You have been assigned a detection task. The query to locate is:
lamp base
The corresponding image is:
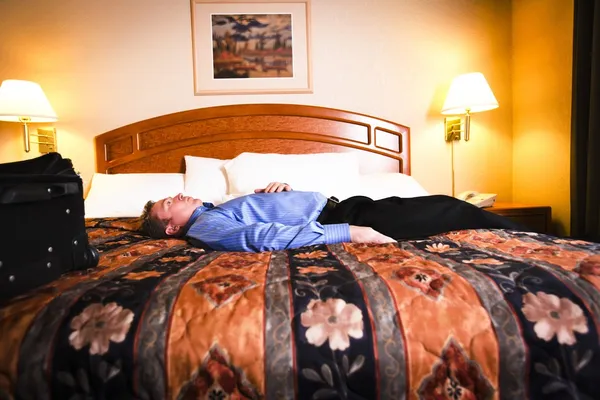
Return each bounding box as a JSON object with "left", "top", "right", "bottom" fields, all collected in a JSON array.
[
  {"left": 35, "top": 127, "right": 57, "bottom": 153},
  {"left": 444, "top": 117, "right": 462, "bottom": 141}
]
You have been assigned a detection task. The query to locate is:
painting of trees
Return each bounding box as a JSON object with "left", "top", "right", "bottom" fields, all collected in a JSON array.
[{"left": 211, "top": 14, "right": 293, "bottom": 79}]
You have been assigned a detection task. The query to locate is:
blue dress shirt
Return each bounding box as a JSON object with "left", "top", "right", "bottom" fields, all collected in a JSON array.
[{"left": 185, "top": 191, "right": 351, "bottom": 252}]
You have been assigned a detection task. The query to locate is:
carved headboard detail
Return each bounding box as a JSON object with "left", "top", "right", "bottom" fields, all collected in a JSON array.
[{"left": 95, "top": 104, "right": 410, "bottom": 175}]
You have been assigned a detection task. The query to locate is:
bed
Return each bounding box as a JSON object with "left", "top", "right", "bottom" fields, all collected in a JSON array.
[{"left": 1, "top": 104, "right": 599, "bottom": 400}]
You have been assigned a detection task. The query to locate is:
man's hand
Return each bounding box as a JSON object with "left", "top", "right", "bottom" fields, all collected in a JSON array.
[
  {"left": 254, "top": 182, "right": 292, "bottom": 193},
  {"left": 349, "top": 226, "right": 396, "bottom": 244}
]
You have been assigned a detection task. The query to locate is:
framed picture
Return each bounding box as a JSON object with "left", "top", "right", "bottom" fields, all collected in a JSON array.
[{"left": 190, "top": 0, "right": 312, "bottom": 95}]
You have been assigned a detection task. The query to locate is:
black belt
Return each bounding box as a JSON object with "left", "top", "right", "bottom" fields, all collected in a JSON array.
[{"left": 317, "top": 197, "right": 339, "bottom": 224}]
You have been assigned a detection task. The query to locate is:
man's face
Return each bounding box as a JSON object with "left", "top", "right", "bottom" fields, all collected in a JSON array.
[{"left": 152, "top": 193, "right": 203, "bottom": 236}]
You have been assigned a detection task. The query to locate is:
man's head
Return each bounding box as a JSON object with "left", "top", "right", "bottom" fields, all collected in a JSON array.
[{"left": 140, "top": 193, "right": 203, "bottom": 238}]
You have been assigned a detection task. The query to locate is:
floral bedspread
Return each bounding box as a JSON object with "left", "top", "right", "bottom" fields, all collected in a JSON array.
[{"left": 1, "top": 218, "right": 600, "bottom": 400}]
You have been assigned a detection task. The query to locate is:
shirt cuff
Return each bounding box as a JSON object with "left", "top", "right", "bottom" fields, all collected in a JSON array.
[{"left": 323, "top": 223, "right": 351, "bottom": 244}]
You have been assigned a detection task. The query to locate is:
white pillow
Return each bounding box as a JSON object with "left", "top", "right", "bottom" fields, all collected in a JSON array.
[
  {"left": 183, "top": 155, "right": 230, "bottom": 204},
  {"left": 223, "top": 152, "right": 360, "bottom": 199},
  {"left": 355, "top": 172, "right": 430, "bottom": 199},
  {"left": 84, "top": 173, "right": 184, "bottom": 218}
]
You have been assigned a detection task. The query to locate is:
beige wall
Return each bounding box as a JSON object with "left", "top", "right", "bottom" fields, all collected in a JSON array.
[
  {"left": 512, "top": 0, "right": 573, "bottom": 236},
  {"left": 0, "top": 0, "right": 513, "bottom": 199}
]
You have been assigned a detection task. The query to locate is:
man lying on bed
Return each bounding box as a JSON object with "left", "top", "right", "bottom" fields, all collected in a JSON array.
[{"left": 139, "top": 181, "right": 522, "bottom": 252}]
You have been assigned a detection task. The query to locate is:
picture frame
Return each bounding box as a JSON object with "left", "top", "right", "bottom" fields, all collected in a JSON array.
[{"left": 190, "top": 0, "right": 313, "bottom": 95}]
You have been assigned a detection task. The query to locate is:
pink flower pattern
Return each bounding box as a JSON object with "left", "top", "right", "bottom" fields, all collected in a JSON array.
[
  {"left": 69, "top": 303, "right": 134, "bottom": 355},
  {"left": 300, "top": 298, "right": 364, "bottom": 351},
  {"left": 522, "top": 291, "right": 589, "bottom": 345}
]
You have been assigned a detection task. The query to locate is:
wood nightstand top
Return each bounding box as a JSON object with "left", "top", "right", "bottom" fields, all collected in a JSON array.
[
  {"left": 485, "top": 202, "right": 552, "bottom": 234},
  {"left": 487, "top": 202, "right": 551, "bottom": 212}
]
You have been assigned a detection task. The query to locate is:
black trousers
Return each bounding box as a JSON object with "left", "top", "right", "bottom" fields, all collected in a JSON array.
[{"left": 318, "top": 195, "right": 524, "bottom": 240}]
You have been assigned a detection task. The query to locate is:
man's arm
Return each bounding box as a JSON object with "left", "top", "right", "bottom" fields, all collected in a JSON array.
[
  {"left": 188, "top": 216, "right": 350, "bottom": 252},
  {"left": 189, "top": 218, "right": 395, "bottom": 252}
]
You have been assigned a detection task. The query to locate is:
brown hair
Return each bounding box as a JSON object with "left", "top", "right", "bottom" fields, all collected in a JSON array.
[{"left": 139, "top": 200, "right": 170, "bottom": 239}]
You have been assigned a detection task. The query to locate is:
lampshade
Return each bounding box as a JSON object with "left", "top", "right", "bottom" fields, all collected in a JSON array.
[
  {"left": 0, "top": 79, "right": 58, "bottom": 123},
  {"left": 441, "top": 72, "right": 499, "bottom": 115}
]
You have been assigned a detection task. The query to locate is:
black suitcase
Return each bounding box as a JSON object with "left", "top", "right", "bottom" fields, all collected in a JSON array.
[{"left": 0, "top": 153, "right": 99, "bottom": 302}]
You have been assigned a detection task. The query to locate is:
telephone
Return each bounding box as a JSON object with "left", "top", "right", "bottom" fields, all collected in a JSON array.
[{"left": 456, "top": 191, "right": 497, "bottom": 208}]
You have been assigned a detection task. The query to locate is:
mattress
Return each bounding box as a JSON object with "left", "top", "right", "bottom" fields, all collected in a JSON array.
[{"left": 1, "top": 218, "right": 599, "bottom": 399}]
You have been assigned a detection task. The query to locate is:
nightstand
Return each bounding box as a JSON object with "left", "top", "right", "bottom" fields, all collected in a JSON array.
[{"left": 486, "top": 203, "right": 552, "bottom": 234}]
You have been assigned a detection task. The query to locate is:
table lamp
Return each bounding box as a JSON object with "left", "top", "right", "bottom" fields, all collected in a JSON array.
[
  {"left": 0, "top": 79, "right": 58, "bottom": 152},
  {"left": 441, "top": 72, "right": 499, "bottom": 141}
]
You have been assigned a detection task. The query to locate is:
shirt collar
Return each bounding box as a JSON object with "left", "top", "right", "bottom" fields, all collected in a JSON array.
[{"left": 183, "top": 202, "right": 214, "bottom": 233}]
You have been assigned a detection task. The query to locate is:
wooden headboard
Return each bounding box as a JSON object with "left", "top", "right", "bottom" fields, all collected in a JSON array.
[{"left": 94, "top": 104, "right": 410, "bottom": 175}]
